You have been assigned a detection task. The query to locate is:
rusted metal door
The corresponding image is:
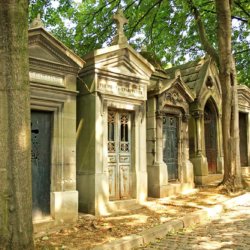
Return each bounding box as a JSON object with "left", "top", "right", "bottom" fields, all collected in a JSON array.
[
  {"left": 108, "top": 110, "right": 131, "bottom": 200},
  {"left": 163, "top": 115, "right": 178, "bottom": 181},
  {"left": 31, "top": 111, "right": 52, "bottom": 219},
  {"left": 239, "top": 112, "right": 248, "bottom": 166},
  {"left": 204, "top": 105, "right": 218, "bottom": 174}
]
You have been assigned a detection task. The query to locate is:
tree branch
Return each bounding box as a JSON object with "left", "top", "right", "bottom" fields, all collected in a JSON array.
[
  {"left": 129, "top": 0, "right": 163, "bottom": 38},
  {"left": 202, "top": 9, "right": 248, "bottom": 23},
  {"left": 235, "top": 1, "right": 250, "bottom": 18},
  {"left": 186, "top": 0, "right": 219, "bottom": 65}
]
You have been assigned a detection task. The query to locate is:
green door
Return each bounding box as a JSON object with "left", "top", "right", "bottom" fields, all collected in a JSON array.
[
  {"left": 163, "top": 115, "right": 178, "bottom": 181},
  {"left": 31, "top": 111, "right": 52, "bottom": 219}
]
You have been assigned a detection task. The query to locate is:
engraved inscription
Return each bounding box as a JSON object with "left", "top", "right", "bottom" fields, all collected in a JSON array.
[
  {"left": 29, "top": 71, "right": 64, "bottom": 86},
  {"left": 98, "top": 80, "right": 146, "bottom": 99}
]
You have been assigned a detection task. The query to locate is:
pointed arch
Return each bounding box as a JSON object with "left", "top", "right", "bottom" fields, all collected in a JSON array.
[{"left": 204, "top": 97, "right": 218, "bottom": 174}]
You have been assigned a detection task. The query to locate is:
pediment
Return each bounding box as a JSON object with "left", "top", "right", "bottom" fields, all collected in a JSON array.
[
  {"left": 197, "top": 60, "right": 221, "bottom": 98},
  {"left": 238, "top": 85, "right": 250, "bottom": 109},
  {"left": 82, "top": 44, "right": 155, "bottom": 80},
  {"left": 29, "top": 44, "right": 64, "bottom": 64},
  {"left": 28, "top": 27, "right": 84, "bottom": 68},
  {"left": 156, "top": 78, "right": 195, "bottom": 113}
]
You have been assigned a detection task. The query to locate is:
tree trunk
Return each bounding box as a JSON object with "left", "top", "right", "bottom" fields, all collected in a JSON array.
[
  {"left": 0, "top": 1, "right": 34, "bottom": 249},
  {"left": 215, "top": 0, "right": 242, "bottom": 191}
]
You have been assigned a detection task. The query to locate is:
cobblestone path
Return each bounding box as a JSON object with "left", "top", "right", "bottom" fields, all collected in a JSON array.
[{"left": 137, "top": 194, "right": 250, "bottom": 250}]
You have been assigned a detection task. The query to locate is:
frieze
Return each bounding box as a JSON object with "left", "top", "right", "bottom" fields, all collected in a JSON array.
[
  {"left": 98, "top": 79, "right": 146, "bottom": 100},
  {"left": 29, "top": 71, "right": 64, "bottom": 86}
]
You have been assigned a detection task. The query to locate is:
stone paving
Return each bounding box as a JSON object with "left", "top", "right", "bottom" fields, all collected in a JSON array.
[{"left": 136, "top": 193, "right": 250, "bottom": 250}]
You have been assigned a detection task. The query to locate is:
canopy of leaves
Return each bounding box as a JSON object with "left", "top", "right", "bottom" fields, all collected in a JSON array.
[{"left": 29, "top": 0, "right": 250, "bottom": 85}]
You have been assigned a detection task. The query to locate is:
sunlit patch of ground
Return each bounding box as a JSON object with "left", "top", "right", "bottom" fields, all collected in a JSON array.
[{"left": 35, "top": 187, "right": 237, "bottom": 249}]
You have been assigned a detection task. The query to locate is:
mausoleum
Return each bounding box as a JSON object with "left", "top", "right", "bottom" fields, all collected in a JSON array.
[
  {"left": 76, "top": 10, "right": 154, "bottom": 215},
  {"left": 166, "top": 57, "right": 224, "bottom": 185},
  {"left": 238, "top": 85, "right": 250, "bottom": 184},
  {"left": 146, "top": 66, "right": 195, "bottom": 197},
  {"left": 28, "top": 16, "right": 84, "bottom": 229}
]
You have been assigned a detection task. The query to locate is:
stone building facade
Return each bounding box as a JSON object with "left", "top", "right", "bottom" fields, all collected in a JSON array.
[
  {"left": 238, "top": 85, "right": 250, "bottom": 183},
  {"left": 26, "top": 11, "right": 250, "bottom": 230},
  {"left": 76, "top": 11, "right": 154, "bottom": 215},
  {"left": 28, "top": 18, "right": 84, "bottom": 230},
  {"left": 146, "top": 68, "right": 195, "bottom": 197},
  {"left": 165, "top": 57, "right": 224, "bottom": 185}
]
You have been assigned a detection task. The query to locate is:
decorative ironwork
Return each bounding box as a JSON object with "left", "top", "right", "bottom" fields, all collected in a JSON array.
[
  {"left": 120, "top": 142, "right": 129, "bottom": 152},
  {"left": 108, "top": 142, "right": 116, "bottom": 153}
]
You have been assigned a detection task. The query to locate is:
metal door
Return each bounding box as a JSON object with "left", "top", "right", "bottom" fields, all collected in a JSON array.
[
  {"left": 239, "top": 112, "right": 248, "bottom": 166},
  {"left": 108, "top": 110, "right": 131, "bottom": 200},
  {"left": 31, "top": 111, "right": 52, "bottom": 219},
  {"left": 163, "top": 115, "right": 178, "bottom": 181},
  {"left": 204, "top": 106, "right": 218, "bottom": 174}
]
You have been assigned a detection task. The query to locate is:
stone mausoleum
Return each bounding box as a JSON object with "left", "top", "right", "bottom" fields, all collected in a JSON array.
[
  {"left": 165, "top": 57, "right": 224, "bottom": 185},
  {"left": 146, "top": 64, "right": 195, "bottom": 197},
  {"left": 76, "top": 10, "right": 154, "bottom": 215},
  {"left": 238, "top": 85, "right": 250, "bottom": 184},
  {"left": 28, "top": 16, "right": 84, "bottom": 230},
  {"left": 26, "top": 11, "right": 250, "bottom": 229}
]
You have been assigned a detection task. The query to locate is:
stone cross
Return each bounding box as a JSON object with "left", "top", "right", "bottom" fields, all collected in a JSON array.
[{"left": 111, "top": 9, "right": 128, "bottom": 45}]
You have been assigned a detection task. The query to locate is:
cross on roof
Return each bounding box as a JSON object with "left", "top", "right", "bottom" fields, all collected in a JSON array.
[{"left": 113, "top": 9, "right": 128, "bottom": 37}]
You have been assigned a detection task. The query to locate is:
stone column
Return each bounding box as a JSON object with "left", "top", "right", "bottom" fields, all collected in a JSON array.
[
  {"left": 217, "top": 113, "right": 224, "bottom": 173},
  {"left": 155, "top": 111, "right": 163, "bottom": 164},
  {"left": 190, "top": 110, "right": 208, "bottom": 182},
  {"left": 193, "top": 110, "right": 203, "bottom": 156}
]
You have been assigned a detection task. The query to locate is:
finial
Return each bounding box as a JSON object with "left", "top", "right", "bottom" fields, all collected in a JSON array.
[
  {"left": 111, "top": 9, "right": 128, "bottom": 45},
  {"left": 30, "top": 14, "right": 44, "bottom": 29}
]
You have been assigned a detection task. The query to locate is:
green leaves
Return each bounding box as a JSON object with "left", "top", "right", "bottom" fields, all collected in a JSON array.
[{"left": 29, "top": 0, "right": 250, "bottom": 83}]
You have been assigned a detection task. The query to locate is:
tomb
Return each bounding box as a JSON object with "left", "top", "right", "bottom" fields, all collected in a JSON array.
[
  {"left": 76, "top": 10, "right": 154, "bottom": 215},
  {"left": 166, "top": 57, "right": 224, "bottom": 185},
  {"left": 146, "top": 65, "right": 195, "bottom": 197},
  {"left": 28, "top": 16, "right": 84, "bottom": 229},
  {"left": 238, "top": 85, "right": 250, "bottom": 182}
]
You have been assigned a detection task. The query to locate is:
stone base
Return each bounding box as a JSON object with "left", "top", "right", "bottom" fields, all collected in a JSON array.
[
  {"left": 78, "top": 171, "right": 147, "bottom": 216},
  {"left": 242, "top": 166, "right": 250, "bottom": 188},
  {"left": 241, "top": 166, "right": 250, "bottom": 176},
  {"left": 33, "top": 191, "right": 78, "bottom": 232},
  {"left": 191, "top": 155, "right": 208, "bottom": 176},
  {"left": 194, "top": 174, "right": 223, "bottom": 186},
  {"left": 149, "top": 182, "right": 195, "bottom": 198},
  {"left": 51, "top": 191, "right": 78, "bottom": 222}
]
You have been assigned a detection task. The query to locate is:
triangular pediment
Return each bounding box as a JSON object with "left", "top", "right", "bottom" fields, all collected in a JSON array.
[
  {"left": 29, "top": 44, "right": 64, "bottom": 64},
  {"left": 153, "top": 76, "right": 195, "bottom": 104},
  {"left": 28, "top": 27, "right": 84, "bottom": 68},
  {"left": 238, "top": 85, "right": 250, "bottom": 109},
  {"left": 82, "top": 44, "right": 155, "bottom": 80}
]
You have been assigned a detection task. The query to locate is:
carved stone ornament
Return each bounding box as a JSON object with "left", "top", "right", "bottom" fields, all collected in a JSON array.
[
  {"left": 182, "top": 113, "right": 190, "bottom": 123},
  {"left": 30, "top": 14, "right": 44, "bottom": 29},
  {"left": 192, "top": 110, "right": 203, "bottom": 119},
  {"left": 163, "top": 90, "right": 184, "bottom": 105}
]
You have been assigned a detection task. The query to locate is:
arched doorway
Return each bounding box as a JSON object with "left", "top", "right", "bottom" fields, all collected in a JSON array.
[{"left": 204, "top": 99, "right": 218, "bottom": 174}]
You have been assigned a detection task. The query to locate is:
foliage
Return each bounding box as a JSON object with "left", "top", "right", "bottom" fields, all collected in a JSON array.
[{"left": 29, "top": 0, "right": 250, "bottom": 85}]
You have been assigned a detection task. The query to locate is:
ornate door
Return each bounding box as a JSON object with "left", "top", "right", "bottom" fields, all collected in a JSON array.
[
  {"left": 31, "top": 111, "right": 52, "bottom": 219},
  {"left": 108, "top": 110, "right": 131, "bottom": 200},
  {"left": 163, "top": 115, "right": 179, "bottom": 181},
  {"left": 204, "top": 105, "right": 218, "bottom": 174}
]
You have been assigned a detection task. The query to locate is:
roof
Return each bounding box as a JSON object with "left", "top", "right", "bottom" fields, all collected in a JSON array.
[{"left": 165, "top": 56, "right": 212, "bottom": 94}]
